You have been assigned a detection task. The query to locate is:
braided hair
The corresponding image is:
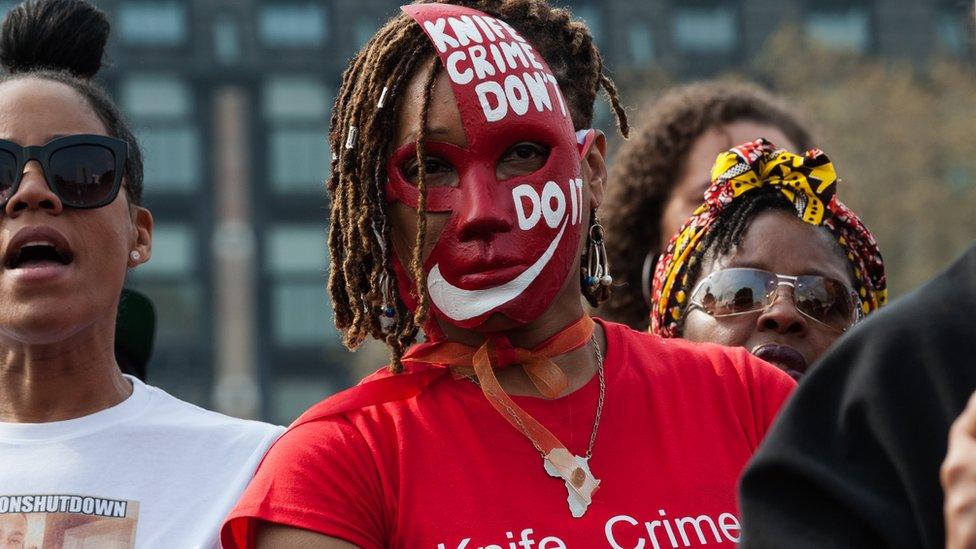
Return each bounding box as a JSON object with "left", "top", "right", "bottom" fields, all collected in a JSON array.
[{"left": 327, "top": 0, "right": 628, "bottom": 372}]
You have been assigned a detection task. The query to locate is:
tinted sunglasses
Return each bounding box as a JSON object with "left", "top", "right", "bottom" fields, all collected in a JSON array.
[
  {"left": 688, "top": 267, "right": 863, "bottom": 333},
  {"left": 0, "top": 134, "right": 127, "bottom": 210}
]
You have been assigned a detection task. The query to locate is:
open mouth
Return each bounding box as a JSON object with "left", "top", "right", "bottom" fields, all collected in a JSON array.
[
  {"left": 751, "top": 343, "right": 809, "bottom": 380},
  {"left": 3, "top": 228, "right": 75, "bottom": 271},
  {"left": 6, "top": 243, "right": 73, "bottom": 269}
]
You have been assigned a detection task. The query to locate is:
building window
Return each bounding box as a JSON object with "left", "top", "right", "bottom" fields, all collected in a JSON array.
[
  {"left": 569, "top": 3, "right": 603, "bottom": 44},
  {"left": 272, "top": 283, "right": 334, "bottom": 346},
  {"left": 130, "top": 224, "right": 203, "bottom": 345},
  {"left": 121, "top": 76, "right": 192, "bottom": 118},
  {"left": 937, "top": 7, "right": 972, "bottom": 57},
  {"left": 140, "top": 224, "right": 195, "bottom": 276},
  {"left": 120, "top": 75, "right": 200, "bottom": 193},
  {"left": 672, "top": 7, "right": 737, "bottom": 54},
  {"left": 214, "top": 16, "right": 242, "bottom": 64},
  {"left": 627, "top": 22, "right": 655, "bottom": 65},
  {"left": 139, "top": 128, "right": 202, "bottom": 191},
  {"left": 263, "top": 76, "right": 331, "bottom": 193},
  {"left": 270, "top": 376, "right": 340, "bottom": 426},
  {"left": 269, "top": 130, "right": 330, "bottom": 191},
  {"left": 139, "top": 281, "right": 204, "bottom": 345},
  {"left": 265, "top": 225, "right": 338, "bottom": 348},
  {"left": 259, "top": 3, "right": 328, "bottom": 48},
  {"left": 127, "top": 223, "right": 207, "bottom": 404},
  {"left": 117, "top": 1, "right": 187, "bottom": 46},
  {"left": 355, "top": 17, "right": 379, "bottom": 49},
  {"left": 263, "top": 77, "right": 330, "bottom": 120},
  {"left": 805, "top": 6, "right": 870, "bottom": 53},
  {"left": 266, "top": 225, "right": 326, "bottom": 276}
]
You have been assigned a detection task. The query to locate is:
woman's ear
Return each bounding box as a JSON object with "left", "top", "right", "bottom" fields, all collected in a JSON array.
[
  {"left": 580, "top": 130, "right": 608, "bottom": 210},
  {"left": 128, "top": 206, "right": 153, "bottom": 267}
]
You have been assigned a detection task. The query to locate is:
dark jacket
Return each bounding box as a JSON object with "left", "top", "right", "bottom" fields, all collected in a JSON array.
[{"left": 740, "top": 243, "right": 976, "bottom": 548}]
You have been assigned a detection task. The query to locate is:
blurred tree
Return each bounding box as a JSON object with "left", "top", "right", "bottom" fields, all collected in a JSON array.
[{"left": 754, "top": 27, "right": 976, "bottom": 297}]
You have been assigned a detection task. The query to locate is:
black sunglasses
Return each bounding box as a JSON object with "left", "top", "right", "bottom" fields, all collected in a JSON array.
[
  {"left": 688, "top": 267, "right": 863, "bottom": 333},
  {"left": 0, "top": 134, "right": 128, "bottom": 210}
]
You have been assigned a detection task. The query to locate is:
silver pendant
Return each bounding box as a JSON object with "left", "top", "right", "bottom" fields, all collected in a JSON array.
[{"left": 543, "top": 448, "right": 601, "bottom": 518}]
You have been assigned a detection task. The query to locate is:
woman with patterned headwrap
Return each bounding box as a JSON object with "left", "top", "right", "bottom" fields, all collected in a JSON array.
[{"left": 650, "top": 138, "right": 886, "bottom": 379}]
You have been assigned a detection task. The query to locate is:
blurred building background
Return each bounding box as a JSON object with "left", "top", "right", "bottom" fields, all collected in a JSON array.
[{"left": 0, "top": 0, "right": 969, "bottom": 423}]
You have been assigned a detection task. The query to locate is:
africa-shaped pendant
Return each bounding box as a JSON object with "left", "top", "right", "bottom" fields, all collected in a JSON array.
[{"left": 543, "top": 447, "right": 601, "bottom": 518}]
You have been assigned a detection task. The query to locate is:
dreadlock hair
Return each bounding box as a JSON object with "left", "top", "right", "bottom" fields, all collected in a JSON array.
[
  {"left": 0, "top": 0, "right": 144, "bottom": 204},
  {"left": 669, "top": 188, "right": 849, "bottom": 335},
  {"left": 327, "top": 0, "right": 628, "bottom": 372},
  {"left": 602, "top": 80, "right": 812, "bottom": 330}
]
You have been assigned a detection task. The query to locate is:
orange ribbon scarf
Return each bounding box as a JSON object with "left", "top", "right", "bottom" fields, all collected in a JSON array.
[
  {"left": 288, "top": 315, "right": 601, "bottom": 515},
  {"left": 291, "top": 315, "right": 594, "bottom": 456},
  {"left": 290, "top": 317, "right": 596, "bottom": 440},
  {"left": 400, "top": 315, "right": 595, "bottom": 456}
]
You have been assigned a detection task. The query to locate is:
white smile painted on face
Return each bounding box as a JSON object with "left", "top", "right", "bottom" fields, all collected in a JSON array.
[{"left": 427, "top": 216, "right": 569, "bottom": 322}]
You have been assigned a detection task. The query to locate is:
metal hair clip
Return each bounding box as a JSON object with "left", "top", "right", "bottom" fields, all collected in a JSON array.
[
  {"left": 345, "top": 126, "right": 358, "bottom": 150},
  {"left": 378, "top": 271, "right": 397, "bottom": 333},
  {"left": 371, "top": 224, "right": 386, "bottom": 252},
  {"left": 377, "top": 87, "right": 389, "bottom": 108}
]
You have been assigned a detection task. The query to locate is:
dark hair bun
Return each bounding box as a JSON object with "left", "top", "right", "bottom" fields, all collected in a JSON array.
[{"left": 0, "top": 0, "right": 109, "bottom": 79}]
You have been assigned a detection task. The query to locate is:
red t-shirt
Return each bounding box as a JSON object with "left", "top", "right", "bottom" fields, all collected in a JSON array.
[{"left": 222, "top": 320, "right": 795, "bottom": 548}]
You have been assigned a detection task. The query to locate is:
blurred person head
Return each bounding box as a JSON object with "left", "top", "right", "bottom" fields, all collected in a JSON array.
[
  {"left": 602, "top": 81, "right": 813, "bottom": 329},
  {"left": 325, "top": 0, "right": 628, "bottom": 369},
  {"left": 649, "top": 139, "right": 886, "bottom": 378},
  {"left": 0, "top": 513, "right": 26, "bottom": 549},
  {"left": 0, "top": 0, "right": 151, "bottom": 368}
]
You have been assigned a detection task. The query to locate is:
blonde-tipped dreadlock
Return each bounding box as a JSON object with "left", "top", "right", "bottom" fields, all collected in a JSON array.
[{"left": 326, "top": 0, "right": 629, "bottom": 372}]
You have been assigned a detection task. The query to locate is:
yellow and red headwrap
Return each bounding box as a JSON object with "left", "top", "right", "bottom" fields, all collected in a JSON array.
[{"left": 649, "top": 138, "right": 887, "bottom": 337}]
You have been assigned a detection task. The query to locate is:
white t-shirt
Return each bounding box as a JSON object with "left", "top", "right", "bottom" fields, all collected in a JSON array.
[{"left": 0, "top": 376, "right": 283, "bottom": 549}]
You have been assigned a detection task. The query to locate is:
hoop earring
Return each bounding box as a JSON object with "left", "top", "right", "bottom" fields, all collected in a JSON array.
[
  {"left": 641, "top": 249, "right": 657, "bottom": 307},
  {"left": 581, "top": 215, "right": 612, "bottom": 307},
  {"left": 378, "top": 271, "right": 398, "bottom": 334}
]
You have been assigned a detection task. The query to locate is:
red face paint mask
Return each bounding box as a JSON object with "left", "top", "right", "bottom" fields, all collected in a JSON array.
[{"left": 388, "top": 4, "right": 593, "bottom": 331}]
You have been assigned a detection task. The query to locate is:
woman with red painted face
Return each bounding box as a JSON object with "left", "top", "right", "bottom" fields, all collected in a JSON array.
[
  {"left": 0, "top": 1, "right": 282, "bottom": 547},
  {"left": 222, "top": 2, "right": 795, "bottom": 548}
]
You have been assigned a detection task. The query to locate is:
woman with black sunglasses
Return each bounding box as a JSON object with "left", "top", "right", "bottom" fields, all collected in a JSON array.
[
  {"left": 649, "top": 138, "right": 887, "bottom": 380},
  {"left": 0, "top": 1, "right": 282, "bottom": 547}
]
